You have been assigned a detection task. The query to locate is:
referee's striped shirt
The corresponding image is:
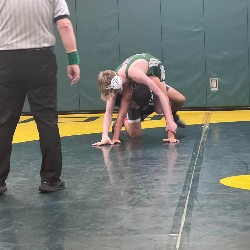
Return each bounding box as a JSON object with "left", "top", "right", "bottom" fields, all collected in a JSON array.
[{"left": 0, "top": 0, "right": 70, "bottom": 50}]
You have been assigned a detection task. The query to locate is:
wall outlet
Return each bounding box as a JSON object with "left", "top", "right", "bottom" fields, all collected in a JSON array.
[{"left": 210, "top": 78, "right": 218, "bottom": 91}]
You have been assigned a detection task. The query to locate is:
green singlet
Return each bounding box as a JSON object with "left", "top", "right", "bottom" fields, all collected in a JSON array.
[{"left": 116, "top": 53, "right": 166, "bottom": 82}]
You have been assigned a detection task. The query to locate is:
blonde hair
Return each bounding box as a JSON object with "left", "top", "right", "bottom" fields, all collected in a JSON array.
[{"left": 98, "top": 70, "right": 116, "bottom": 101}]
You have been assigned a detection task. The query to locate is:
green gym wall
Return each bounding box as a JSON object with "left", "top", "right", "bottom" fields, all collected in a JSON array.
[{"left": 22, "top": 0, "right": 250, "bottom": 112}]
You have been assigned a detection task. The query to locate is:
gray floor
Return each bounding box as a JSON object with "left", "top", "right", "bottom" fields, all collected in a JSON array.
[{"left": 0, "top": 122, "right": 250, "bottom": 250}]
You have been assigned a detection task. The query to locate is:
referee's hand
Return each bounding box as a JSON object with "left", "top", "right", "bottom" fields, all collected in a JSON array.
[{"left": 67, "top": 65, "right": 80, "bottom": 85}]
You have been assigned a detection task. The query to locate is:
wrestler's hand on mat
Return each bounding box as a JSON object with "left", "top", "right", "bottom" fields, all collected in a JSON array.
[
  {"left": 162, "top": 130, "right": 180, "bottom": 144},
  {"left": 110, "top": 139, "right": 121, "bottom": 145},
  {"left": 92, "top": 138, "right": 113, "bottom": 146}
]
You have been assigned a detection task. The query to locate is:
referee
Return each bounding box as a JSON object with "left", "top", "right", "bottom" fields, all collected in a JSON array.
[{"left": 0, "top": 0, "right": 80, "bottom": 194}]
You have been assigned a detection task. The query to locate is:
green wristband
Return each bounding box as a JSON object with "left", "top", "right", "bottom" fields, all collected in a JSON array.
[{"left": 67, "top": 51, "right": 80, "bottom": 65}]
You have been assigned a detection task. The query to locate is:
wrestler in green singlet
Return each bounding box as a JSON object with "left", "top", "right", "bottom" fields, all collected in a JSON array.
[{"left": 116, "top": 53, "right": 166, "bottom": 82}]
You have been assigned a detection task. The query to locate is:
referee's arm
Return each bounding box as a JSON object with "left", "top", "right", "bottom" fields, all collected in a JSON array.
[
  {"left": 56, "top": 17, "right": 77, "bottom": 53},
  {"left": 56, "top": 16, "right": 80, "bottom": 85}
]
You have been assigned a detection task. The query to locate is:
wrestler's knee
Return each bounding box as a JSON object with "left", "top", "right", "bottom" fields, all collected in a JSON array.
[{"left": 128, "top": 130, "right": 142, "bottom": 138}]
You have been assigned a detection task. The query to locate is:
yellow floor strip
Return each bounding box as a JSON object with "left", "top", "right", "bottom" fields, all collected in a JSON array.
[{"left": 14, "top": 110, "right": 250, "bottom": 144}]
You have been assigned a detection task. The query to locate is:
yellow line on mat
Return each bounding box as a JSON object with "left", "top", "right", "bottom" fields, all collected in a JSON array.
[{"left": 14, "top": 110, "right": 250, "bottom": 143}]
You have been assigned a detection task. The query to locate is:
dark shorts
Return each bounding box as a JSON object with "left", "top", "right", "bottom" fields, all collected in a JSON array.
[
  {"left": 116, "top": 84, "right": 169, "bottom": 122},
  {"left": 127, "top": 108, "right": 141, "bottom": 122}
]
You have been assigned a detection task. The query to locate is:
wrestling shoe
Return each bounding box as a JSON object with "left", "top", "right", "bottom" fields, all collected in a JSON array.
[
  {"left": 0, "top": 183, "right": 7, "bottom": 195},
  {"left": 39, "top": 179, "right": 65, "bottom": 193},
  {"left": 173, "top": 113, "right": 186, "bottom": 128}
]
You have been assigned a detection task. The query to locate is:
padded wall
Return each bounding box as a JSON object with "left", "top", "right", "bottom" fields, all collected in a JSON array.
[
  {"left": 75, "top": 0, "right": 250, "bottom": 110},
  {"left": 118, "top": 0, "right": 162, "bottom": 61},
  {"left": 76, "top": 0, "right": 119, "bottom": 111},
  {"left": 22, "top": 0, "right": 250, "bottom": 112},
  {"left": 161, "top": 0, "right": 206, "bottom": 107},
  {"left": 56, "top": 0, "right": 79, "bottom": 111},
  {"left": 205, "top": 0, "right": 249, "bottom": 107}
]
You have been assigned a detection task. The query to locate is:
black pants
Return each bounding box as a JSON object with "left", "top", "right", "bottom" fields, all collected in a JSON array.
[{"left": 0, "top": 48, "right": 62, "bottom": 185}]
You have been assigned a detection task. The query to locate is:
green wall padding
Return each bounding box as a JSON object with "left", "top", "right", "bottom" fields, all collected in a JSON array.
[
  {"left": 22, "top": 0, "right": 250, "bottom": 112},
  {"left": 205, "top": 0, "right": 249, "bottom": 107},
  {"left": 56, "top": 0, "right": 79, "bottom": 111},
  {"left": 118, "top": 0, "right": 162, "bottom": 60},
  {"left": 161, "top": 0, "right": 206, "bottom": 108},
  {"left": 76, "top": 0, "right": 119, "bottom": 111}
]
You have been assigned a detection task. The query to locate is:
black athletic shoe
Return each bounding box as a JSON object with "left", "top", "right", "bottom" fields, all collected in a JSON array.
[
  {"left": 173, "top": 114, "right": 186, "bottom": 128},
  {"left": 0, "top": 183, "right": 7, "bottom": 195},
  {"left": 39, "top": 179, "right": 65, "bottom": 193}
]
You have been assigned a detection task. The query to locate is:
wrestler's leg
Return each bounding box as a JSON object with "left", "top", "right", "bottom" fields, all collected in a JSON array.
[
  {"left": 148, "top": 76, "right": 167, "bottom": 114},
  {"left": 149, "top": 76, "right": 186, "bottom": 127},
  {"left": 124, "top": 108, "right": 142, "bottom": 138},
  {"left": 167, "top": 87, "right": 186, "bottom": 112}
]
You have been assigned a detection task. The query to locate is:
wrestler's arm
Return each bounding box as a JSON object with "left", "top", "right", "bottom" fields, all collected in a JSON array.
[
  {"left": 92, "top": 97, "right": 116, "bottom": 146},
  {"left": 127, "top": 62, "right": 178, "bottom": 143},
  {"left": 112, "top": 88, "right": 132, "bottom": 142},
  {"left": 128, "top": 66, "right": 177, "bottom": 132}
]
